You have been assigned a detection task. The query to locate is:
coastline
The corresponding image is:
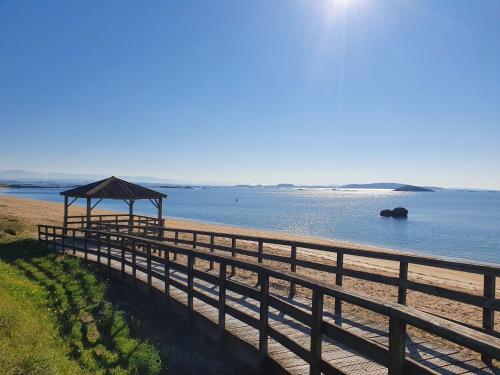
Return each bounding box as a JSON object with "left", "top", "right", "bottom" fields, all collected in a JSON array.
[
  {"left": 0, "top": 194, "right": 495, "bottom": 294},
  {"left": 2, "top": 194, "right": 499, "bottom": 334}
]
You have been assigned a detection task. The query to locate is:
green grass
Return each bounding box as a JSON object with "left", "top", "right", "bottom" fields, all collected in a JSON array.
[
  {"left": 0, "top": 217, "right": 25, "bottom": 237},
  {"left": 0, "top": 224, "right": 163, "bottom": 375}
]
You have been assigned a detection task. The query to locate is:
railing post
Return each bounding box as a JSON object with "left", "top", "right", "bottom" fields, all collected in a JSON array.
[
  {"left": 61, "top": 228, "right": 65, "bottom": 254},
  {"left": 310, "top": 289, "right": 324, "bottom": 375},
  {"left": 72, "top": 230, "right": 76, "bottom": 255},
  {"left": 52, "top": 227, "right": 56, "bottom": 251},
  {"left": 97, "top": 232, "right": 101, "bottom": 265},
  {"left": 192, "top": 233, "right": 197, "bottom": 266},
  {"left": 290, "top": 245, "right": 297, "bottom": 298},
  {"left": 84, "top": 231, "right": 88, "bottom": 262},
  {"left": 482, "top": 274, "right": 496, "bottom": 365},
  {"left": 230, "top": 237, "right": 236, "bottom": 277},
  {"left": 259, "top": 272, "right": 270, "bottom": 371},
  {"left": 397, "top": 261, "right": 408, "bottom": 305},
  {"left": 258, "top": 239, "right": 264, "bottom": 263},
  {"left": 187, "top": 253, "right": 194, "bottom": 317},
  {"left": 209, "top": 235, "right": 215, "bottom": 270},
  {"left": 174, "top": 230, "right": 179, "bottom": 245},
  {"left": 335, "top": 252, "right": 344, "bottom": 321},
  {"left": 257, "top": 240, "right": 264, "bottom": 285},
  {"left": 132, "top": 240, "right": 137, "bottom": 285},
  {"left": 147, "top": 243, "right": 152, "bottom": 294},
  {"left": 121, "top": 237, "right": 125, "bottom": 277},
  {"left": 388, "top": 315, "right": 406, "bottom": 375},
  {"left": 164, "top": 249, "right": 170, "bottom": 301},
  {"left": 107, "top": 231, "right": 111, "bottom": 270},
  {"left": 218, "top": 262, "right": 227, "bottom": 342}
]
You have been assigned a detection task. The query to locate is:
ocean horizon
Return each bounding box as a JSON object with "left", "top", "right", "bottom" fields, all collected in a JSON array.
[{"left": 1, "top": 186, "right": 499, "bottom": 264}]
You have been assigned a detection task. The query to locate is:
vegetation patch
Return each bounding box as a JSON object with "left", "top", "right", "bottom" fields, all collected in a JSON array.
[
  {"left": 0, "top": 217, "right": 25, "bottom": 237},
  {"left": 0, "top": 228, "right": 163, "bottom": 374}
]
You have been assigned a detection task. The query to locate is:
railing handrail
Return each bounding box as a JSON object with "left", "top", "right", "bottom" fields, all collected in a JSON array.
[
  {"left": 87, "top": 220, "right": 500, "bottom": 276},
  {"left": 87, "top": 220, "right": 500, "bottom": 353},
  {"left": 37, "top": 223, "right": 500, "bottom": 373},
  {"left": 67, "top": 214, "right": 155, "bottom": 220}
]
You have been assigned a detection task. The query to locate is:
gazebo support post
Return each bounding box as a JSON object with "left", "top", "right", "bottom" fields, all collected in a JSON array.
[
  {"left": 63, "top": 196, "right": 69, "bottom": 228},
  {"left": 128, "top": 199, "right": 135, "bottom": 234},
  {"left": 86, "top": 198, "right": 92, "bottom": 229},
  {"left": 158, "top": 198, "right": 163, "bottom": 240}
]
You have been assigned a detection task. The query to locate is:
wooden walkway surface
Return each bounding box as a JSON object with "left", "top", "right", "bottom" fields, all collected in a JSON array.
[{"left": 62, "top": 239, "right": 497, "bottom": 375}]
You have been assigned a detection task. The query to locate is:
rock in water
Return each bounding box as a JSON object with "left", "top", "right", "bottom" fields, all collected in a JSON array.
[
  {"left": 392, "top": 207, "right": 408, "bottom": 218},
  {"left": 380, "top": 209, "right": 393, "bottom": 217}
]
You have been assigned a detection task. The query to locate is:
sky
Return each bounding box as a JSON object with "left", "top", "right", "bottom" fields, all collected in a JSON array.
[{"left": 0, "top": 0, "right": 499, "bottom": 188}]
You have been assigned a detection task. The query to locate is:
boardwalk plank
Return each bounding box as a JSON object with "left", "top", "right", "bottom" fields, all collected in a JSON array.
[{"left": 55, "top": 240, "right": 498, "bottom": 375}]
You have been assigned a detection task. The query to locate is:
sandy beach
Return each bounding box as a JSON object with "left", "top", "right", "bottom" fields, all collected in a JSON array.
[{"left": 0, "top": 194, "right": 498, "bottom": 333}]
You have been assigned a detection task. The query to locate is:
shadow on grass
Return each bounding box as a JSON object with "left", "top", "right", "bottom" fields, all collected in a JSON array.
[{"left": 0, "top": 238, "right": 254, "bottom": 375}]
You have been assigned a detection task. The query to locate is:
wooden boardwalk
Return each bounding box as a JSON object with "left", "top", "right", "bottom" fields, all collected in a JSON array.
[{"left": 38, "top": 225, "right": 500, "bottom": 375}]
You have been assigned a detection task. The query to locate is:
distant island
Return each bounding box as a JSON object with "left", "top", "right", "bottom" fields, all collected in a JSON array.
[
  {"left": 341, "top": 182, "right": 404, "bottom": 189},
  {"left": 394, "top": 185, "right": 434, "bottom": 192},
  {"left": 0, "top": 183, "right": 70, "bottom": 189},
  {"left": 158, "top": 185, "right": 194, "bottom": 189},
  {"left": 341, "top": 182, "right": 442, "bottom": 191}
]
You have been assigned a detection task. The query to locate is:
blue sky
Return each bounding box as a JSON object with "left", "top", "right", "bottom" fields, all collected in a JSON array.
[{"left": 1, "top": 0, "right": 499, "bottom": 188}]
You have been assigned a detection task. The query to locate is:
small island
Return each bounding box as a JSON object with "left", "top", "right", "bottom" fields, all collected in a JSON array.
[{"left": 394, "top": 184, "right": 434, "bottom": 192}]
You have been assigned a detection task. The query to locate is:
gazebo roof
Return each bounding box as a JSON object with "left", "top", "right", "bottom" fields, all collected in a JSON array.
[{"left": 60, "top": 176, "right": 166, "bottom": 200}]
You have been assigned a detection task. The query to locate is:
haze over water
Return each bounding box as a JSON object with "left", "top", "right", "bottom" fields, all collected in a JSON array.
[{"left": 2, "top": 187, "right": 499, "bottom": 263}]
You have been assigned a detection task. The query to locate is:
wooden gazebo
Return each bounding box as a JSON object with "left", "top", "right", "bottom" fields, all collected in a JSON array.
[{"left": 60, "top": 176, "right": 166, "bottom": 228}]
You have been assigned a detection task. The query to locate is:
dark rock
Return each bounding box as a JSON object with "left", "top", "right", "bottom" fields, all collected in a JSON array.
[
  {"left": 392, "top": 207, "right": 408, "bottom": 218},
  {"left": 380, "top": 209, "right": 393, "bottom": 217}
]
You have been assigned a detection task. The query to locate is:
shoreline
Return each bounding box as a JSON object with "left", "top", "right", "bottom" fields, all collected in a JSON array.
[
  {"left": 0, "top": 194, "right": 497, "bottom": 296},
  {"left": 0, "top": 192, "right": 495, "bottom": 265},
  {"left": 3, "top": 194, "right": 500, "bottom": 334}
]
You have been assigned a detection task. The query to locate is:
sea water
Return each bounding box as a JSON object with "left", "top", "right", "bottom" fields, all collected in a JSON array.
[{"left": 2, "top": 187, "right": 499, "bottom": 263}]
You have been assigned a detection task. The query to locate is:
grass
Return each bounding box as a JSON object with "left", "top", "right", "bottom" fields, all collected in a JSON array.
[
  {"left": 0, "top": 217, "right": 24, "bottom": 237},
  {"left": 0, "top": 218, "right": 163, "bottom": 375}
]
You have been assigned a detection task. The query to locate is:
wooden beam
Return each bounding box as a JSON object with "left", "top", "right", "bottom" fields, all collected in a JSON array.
[
  {"left": 482, "top": 275, "right": 496, "bottom": 365},
  {"left": 91, "top": 198, "right": 103, "bottom": 210},
  {"left": 310, "top": 290, "right": 323, "bottom": 375},
  {"left": 67, "top": 196, "right": 78, "bottom": 207},
  {"left": 158, "top": 198, "right": 163, "bottom": 230},
  {"left": 398, "top": 261, "right": 409, "bottom": 305},
  {"left": 128, "top": 199, "right": 134, "bottom": 234},
  {"left": 86, "top": 197, "right": 91, "bottom": 229},
  {"left": 259, "top": 273, "right": 270, "bottom": 371},
  {"left": 389, "top": 316, "right": 406, "bottom": 375},
  {"left": 63, "top": 196, "right": 68, "bottom": 228}
]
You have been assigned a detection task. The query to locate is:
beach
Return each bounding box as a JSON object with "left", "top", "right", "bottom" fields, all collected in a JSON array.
[{"left": 0, "top": 194, "right": 498, "bottom": 333}]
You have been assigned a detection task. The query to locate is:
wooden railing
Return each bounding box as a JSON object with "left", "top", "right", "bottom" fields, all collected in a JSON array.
[
  {"left": 85, "top": 220, "right": 500, "bottom": 342},
  {"left": 67, "top": 214, "right": 161, "bottom": 228},
  {"left": 38, "top": 224, "right": 500, "bottom": 374}
]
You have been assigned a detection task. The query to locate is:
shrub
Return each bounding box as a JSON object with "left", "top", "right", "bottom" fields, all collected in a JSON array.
[
  {"left": 128, "top": 341, "right": 162, "bottom": 375},
  {"left": 113, "top": 336, "right": 139, "bottom": 361}
]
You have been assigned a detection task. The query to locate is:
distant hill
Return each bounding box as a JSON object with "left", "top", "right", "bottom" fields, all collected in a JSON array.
[
  {"left": 0, "top": 169, "right": 180, "bottom": 185},
  {"left": 394, "top": 185, "right": 434, "bottom": 192},
  {"left": 341, "top": 182, "right": 404, "bottom": 189}
]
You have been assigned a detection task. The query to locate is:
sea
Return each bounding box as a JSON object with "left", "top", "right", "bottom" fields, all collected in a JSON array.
[{"left": 1, "top": 186, "right": 499, "bottom": 263}]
